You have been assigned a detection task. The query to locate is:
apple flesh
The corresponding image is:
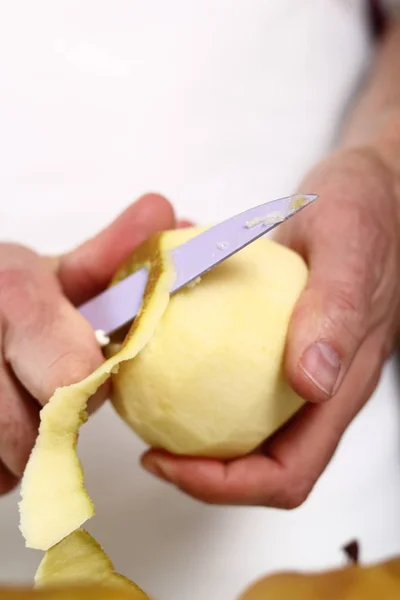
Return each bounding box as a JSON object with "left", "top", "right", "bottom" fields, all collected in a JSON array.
[{"left": 110, "top": 227, "right": 308, "bottom": 458}]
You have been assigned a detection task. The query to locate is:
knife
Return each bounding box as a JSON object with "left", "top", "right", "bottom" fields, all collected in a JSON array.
[{"left": 78, "top": 193, "right": 317, "bottom": 338}]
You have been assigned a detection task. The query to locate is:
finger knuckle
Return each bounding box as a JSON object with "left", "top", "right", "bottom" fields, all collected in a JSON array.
[
  {"left": 0, "top": 268, "right": 48, "bottom": 332},
  {"left": 274, "top": 477, "right": 313, "bottom": 510},
  {"left": 189, "top": 491, "right": 220, "bottom": 505},
  {"left": 0, "top": 377, "right": 39, "bottom": 478},
  {"left": 1, "top": 432, "right": 35, "bottom": 479},
  {"left": 331, "top": 285, "right": 361, "bottom": 315},
  {"left": 325, "top": 284, "right": 367, "bottom": 346},
  {"left": 172, "top": 477, "right": 228, "bottom": 506},
  {"left": 0, "top": 248, "right": 61, "bottom": 330},
  {"left": 280, "top": 490, "right": 309, "bottom": 510},
  {"left": 0, "top": 473, "right": 19, "bottom": 495},
  {"left": 0, "top": 245, "right": 39, "bottom": 296},
  {"left": 40, "top": 351, "right": 102, "bottom": 403},
  {"left": 0, "top": 268, "right": 30, "bottom": 302}
]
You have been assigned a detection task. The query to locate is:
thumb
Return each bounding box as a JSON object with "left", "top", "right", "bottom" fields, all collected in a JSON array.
[
  {"left": 285, "top": 272, "right": 364, "bottom": 403},
  {"left": 278, "top": 149, "right": 400, "bottom": 404},
  {"left": 282, "top": 221, "right": 393, "bottom": 403},
  {"left": 54, "top": 193, "right": 176, "bottom": 305}
]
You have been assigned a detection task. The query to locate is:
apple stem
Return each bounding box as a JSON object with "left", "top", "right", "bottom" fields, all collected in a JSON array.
[{"left": 343, "top": 540, "right": 360, "bottom": 565}]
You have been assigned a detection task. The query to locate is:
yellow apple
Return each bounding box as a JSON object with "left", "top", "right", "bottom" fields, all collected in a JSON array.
[
  {"left": 34, "top": 529, "right": 148, "bottom": 599},
  {"left": 238, "top": 555, "right": 400, "bottom": 599},
  {"left": 110, "top": 227, "right": 307, "bottom": 458}
]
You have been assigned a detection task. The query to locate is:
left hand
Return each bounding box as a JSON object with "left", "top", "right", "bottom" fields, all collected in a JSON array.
[
  {"left": 141, "top": 147, "right": 400, "bottom": 508},
  {"left": 0, "top": 194, "right": 177, "bottom": 494}
]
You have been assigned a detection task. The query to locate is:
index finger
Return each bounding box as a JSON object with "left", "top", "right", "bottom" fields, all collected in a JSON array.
[
  {"left": 55, "top": 194, "right": 176, "bottom": 305},
  {"left": 1, "top": 244, "right": 105, "bottom": 406}
]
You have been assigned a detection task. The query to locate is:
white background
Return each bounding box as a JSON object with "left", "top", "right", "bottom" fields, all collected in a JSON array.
[{"left": 1, "top": 2, "right": 400, "bottom": 599}]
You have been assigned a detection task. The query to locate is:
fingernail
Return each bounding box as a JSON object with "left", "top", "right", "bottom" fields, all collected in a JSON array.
[
  {"left": 142, "top": 458, "right": 174, "bottom": 483},
  {"left": 300, "top": 342, "right": 340, "bottom": 397}
]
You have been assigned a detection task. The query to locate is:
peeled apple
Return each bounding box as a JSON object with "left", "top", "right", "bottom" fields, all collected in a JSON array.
[{"left": 109, "top": 226, "right": 308, "bottom": 458}]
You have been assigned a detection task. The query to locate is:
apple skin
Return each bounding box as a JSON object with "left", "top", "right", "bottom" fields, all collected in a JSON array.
[{"left": 238, "top": 556, "right": 400, "bottom": 599}]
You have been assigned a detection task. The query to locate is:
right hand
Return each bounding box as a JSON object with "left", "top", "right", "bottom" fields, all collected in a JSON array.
[
  {"left": 0, "top": 194, "right": 176, "bottom": 494},
  {"left": 142, "top": 147, "right": 400, "bottom": 509}
]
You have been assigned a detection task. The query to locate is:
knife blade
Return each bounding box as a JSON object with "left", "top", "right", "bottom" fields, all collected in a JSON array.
[{"left": 78, "top": 193, "right": 317, "bottom": 337}]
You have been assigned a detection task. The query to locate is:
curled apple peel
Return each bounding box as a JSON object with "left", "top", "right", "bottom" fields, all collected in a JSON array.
[
  {"left": 34, "top": 529, "right": 149, "bottom": 598},
  {"left": 19, "top": 233, "right": 175, "bottom": 551}
]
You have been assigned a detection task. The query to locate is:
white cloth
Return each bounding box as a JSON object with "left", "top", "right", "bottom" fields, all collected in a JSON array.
[{"left": 1, "top": 3, "right": 400, "bottom": 600}]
